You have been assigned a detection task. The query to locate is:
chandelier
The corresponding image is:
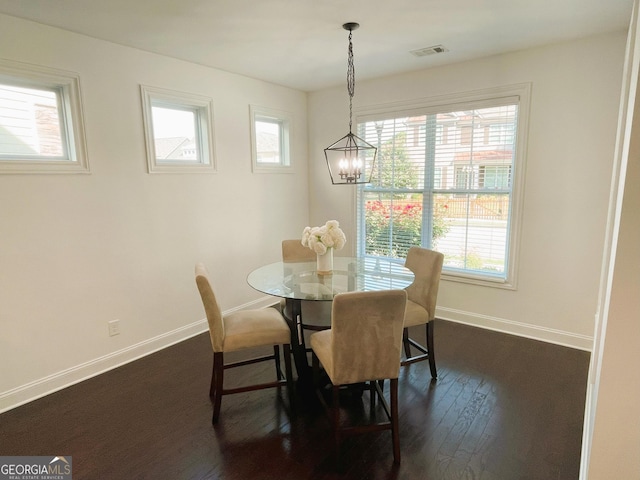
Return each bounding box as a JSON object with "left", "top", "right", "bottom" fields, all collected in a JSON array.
[{"left": 324, "top": 23, "right": 377, "bottom": 185}]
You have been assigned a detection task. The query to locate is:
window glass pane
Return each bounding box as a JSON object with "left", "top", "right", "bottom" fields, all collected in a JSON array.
[
  {"left": 362, "top": 191, "right": 453, "bottom": 260},
  {"left": 151, "top": 105, "right": 199, "bottom": 162},
  {"left": 255, "top": 118, "right": 281, "bottom": 164},
  {"left": 436, "top": 193, "right": 508, "bottom": 275},
  {"left": 365, "top": 118, "right": 425, "bottom": 190},
  {"left": 0, "top": 84, "right": 65, "bottom": 159},
  {"left": 435, "top": 106, "right": 517, "bottom": 194},
  {"left": 362, "top": 192, "right": 424, "bottom": 259}
]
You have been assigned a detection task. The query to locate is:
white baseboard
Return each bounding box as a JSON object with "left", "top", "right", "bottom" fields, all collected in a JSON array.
[
  {"left": 436, "top": 306, "right": 594, "bottom": 351},
  {"left": 0, "top": 299, "right": 591, "bottom": 413},
  {"left": 0, "top": 297, "right": 275, "bottom": 414},
  {"left": 580, "top": 381, "right": 595, "bottom": 479}
]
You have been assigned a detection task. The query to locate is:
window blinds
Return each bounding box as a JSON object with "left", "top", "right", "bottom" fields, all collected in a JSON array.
[{"left": 356, "top": 98, "right": 520, "bottom": 280}]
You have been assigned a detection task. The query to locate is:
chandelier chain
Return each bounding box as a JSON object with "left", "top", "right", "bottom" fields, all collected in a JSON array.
[
  {"left": 347, "top": 29, "right": 355, "bottom": 133},
  {"left": 323, "top": 22, "right": 376, "bottom": 185}
]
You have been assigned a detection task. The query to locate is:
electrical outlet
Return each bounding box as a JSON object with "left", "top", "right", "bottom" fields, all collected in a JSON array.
[{"left": 108, "top": 319, "right": 120, "bottom": 337}]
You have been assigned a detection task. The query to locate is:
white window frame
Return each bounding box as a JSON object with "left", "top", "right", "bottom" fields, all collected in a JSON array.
[
  {"left": 355, "top": 83, "right": 531, "bottom": 289},
  {"left": 0, "top": 59, "right": 89, "bottom": 174},
  {"left": 249, "top": 105, "right": 293, "bottom": 173},
  {"left": 140, "top": 85, "right": 216, "bottom": 174}
]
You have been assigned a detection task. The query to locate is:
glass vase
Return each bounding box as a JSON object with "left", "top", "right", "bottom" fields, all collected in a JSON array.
[{"left": 316, "top": 248, "right": 333, "bottom": 275}]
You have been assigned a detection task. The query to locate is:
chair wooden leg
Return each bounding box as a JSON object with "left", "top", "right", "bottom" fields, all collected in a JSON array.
[
  {"left": 332, "top": 385, "right": 341, "bottom": 462},
  {"left": 211, "top": 352, "right": 224, "bottom": 425},
  {"left": 283, "top": 344, "right": 295, "bottom": 410},
  {"left": 273, "top": 345, "right": 282, "bottom": 380},
  {"left": 369, "top": 380, "right": 376, "bottom": 412},
  {"left": 426, "top": 321, "right": 437, "bottom": 379},
  {"left": 402, "top": 328, "right": 411, "bottom": 358},
  {"left": 312, "top": 351, "right": 320, "bottom": 388},
  {"left": 390, "top": 378, "right": 400, "bottom": 464},
  {"left": 209, "top": 355, "right": 216, "bottom": 400}
]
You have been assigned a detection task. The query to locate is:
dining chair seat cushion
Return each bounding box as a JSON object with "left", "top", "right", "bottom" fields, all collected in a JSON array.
[
  {"left": 222, "top": 308, "right": 290, "bottom": 353},
  {"left": 403, "top": 299, "right": 430, "bottom": 328}
]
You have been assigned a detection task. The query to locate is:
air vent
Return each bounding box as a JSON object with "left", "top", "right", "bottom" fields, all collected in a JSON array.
[{"left": 410, "top": 45, "right": 449, "bottom": 57}]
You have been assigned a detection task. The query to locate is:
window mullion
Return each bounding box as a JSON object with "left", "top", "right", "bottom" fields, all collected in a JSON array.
[{"left": 423, "top": 114, "right": 436, "bottom": 248}]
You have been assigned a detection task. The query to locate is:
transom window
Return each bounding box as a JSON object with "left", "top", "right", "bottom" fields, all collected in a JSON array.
[
  {"left": 0, "top": 59, "right": 89, "bottom": 174},
  {"left": 250, "top": 105, "right": 292, "bottom": 173},
  {"left": 356, "top": 84, "right": 530, "bottom": 287},
  {"left": 140, "top": 85, "right": 216, "bottom": 174}
]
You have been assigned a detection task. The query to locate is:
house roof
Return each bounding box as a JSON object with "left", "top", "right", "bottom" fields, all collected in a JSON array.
[{"left": 154, "top": 137, "right": 192, "bottom": 160}]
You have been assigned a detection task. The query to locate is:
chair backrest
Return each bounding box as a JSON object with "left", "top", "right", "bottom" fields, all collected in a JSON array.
[
  {"left": 195, "top": 263, "right": 225, "bottom": 352},
  {"left": 282, "top": 239, "right": 316, "bottom": 263},
  {"left": 329, "top": 289, "right": 407, "bottom": 385},
  {"left": 404, "top": 247, "right": 444, "bottom": 320}
]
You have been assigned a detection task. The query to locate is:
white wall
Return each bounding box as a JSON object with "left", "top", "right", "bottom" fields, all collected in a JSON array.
[
  {"left": 586, "top": 1, "right": 640, "bottom": 475},
  {"left": 588, "top": 76, "right": 640, "bottom": 477},
  {"left": 0, "top": 14, "right": 310, "bottom": 411},
  {"left": 308, "top": 31, "right": 627, "bottom": 348}
]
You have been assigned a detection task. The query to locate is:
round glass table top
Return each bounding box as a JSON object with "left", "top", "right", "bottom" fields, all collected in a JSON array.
[{"left": 247, "top": 256, "right": 414, "bottom": 301}]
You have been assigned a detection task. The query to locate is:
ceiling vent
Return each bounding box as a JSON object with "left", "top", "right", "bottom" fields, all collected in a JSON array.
[{"left": 410, "top": 45, "right": 449, "bottom": 57}]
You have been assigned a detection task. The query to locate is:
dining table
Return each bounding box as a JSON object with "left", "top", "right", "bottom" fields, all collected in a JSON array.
[{"left": 247, "top": 255, "right": 414, "bottom": 392}]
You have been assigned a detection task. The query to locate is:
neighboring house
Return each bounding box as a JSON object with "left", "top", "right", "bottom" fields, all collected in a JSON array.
[
  {"left": 154, "top": 136, "right": 197, "bottom": 161},
  {"left": 0, "top": 85, "right": 63, "bottom": 157}
]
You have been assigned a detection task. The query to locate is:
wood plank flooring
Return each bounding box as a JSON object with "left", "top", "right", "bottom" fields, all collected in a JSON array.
[{"left": 0, "top": 320, "right": 590, "bottom": 479}]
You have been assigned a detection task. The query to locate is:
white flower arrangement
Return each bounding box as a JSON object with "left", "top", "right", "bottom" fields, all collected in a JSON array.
[{"left": 301, "top": 220, "right": 346, "bottom": 255}]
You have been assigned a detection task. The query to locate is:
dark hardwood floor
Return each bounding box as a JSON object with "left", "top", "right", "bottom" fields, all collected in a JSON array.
[{"left": 0, "top": 320, "right": 590, "bottom": 480}]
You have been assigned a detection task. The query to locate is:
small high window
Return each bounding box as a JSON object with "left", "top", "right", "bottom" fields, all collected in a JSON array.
[
  {"left": 141, "top": 85, "right": 216, "bottom": 174},
  {"left": 250, "top": 105, "right": 292, "bottom": 173},
  {"left": 0, "top": 59, "right": 89, "bottom": 174}
]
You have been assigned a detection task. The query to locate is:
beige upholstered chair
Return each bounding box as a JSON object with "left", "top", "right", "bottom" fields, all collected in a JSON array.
[
  {"left": 281, "top": 239, "right": 332, "bottom": 332},
  {"left": 402, "top": 246, "right": 444, "bottom": 379},
  {"left": 195, "top": 263, "right": 294, "bottom": 424},
  {"left": 281, "top": 239, "right": 317, "bottom": 263},
  {"left": 310, "top": 289, "right": 408, "bottom": 464}
]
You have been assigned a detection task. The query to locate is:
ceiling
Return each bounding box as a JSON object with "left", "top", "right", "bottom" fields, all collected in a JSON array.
[{"left": 0, "top": 0, "right": 634, "bottom": 92}]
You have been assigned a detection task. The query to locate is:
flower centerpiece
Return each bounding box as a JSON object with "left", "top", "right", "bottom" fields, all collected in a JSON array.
[{"left": 301, "top": 220, "right": 346, "bottom": 274}]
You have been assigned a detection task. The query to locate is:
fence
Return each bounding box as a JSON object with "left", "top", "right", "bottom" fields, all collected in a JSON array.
[{"left": 439, "top": 195, "right": 509, "bottom": 220}]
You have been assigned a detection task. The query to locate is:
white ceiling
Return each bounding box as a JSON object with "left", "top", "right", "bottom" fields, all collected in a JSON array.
[{"left": 0, "top": 0, "right": 634, "bottom": 92}]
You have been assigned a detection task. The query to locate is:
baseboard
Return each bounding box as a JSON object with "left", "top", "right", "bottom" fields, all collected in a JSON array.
[
  {"left": 579, "top": 381, "right": 595, "bottom": 479},
  {"left": 0, "top": 296, "right": 275, "bottom": 414},
  {"left": 436, "top": 306, "right": 594, "bottom": 351},
  {"left": 1, "top": 299, "right": 592, "bottom": 413}
]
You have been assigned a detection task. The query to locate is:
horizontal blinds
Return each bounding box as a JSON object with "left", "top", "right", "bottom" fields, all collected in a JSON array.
[{"left": 357, "top": 99, "right": 519, "bottom": 278}]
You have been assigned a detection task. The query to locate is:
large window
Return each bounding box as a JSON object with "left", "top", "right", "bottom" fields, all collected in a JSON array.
[
  {"left": 356, "top": 84, "right": 530, "bottom": 287},
  {"left": 0, "top": 59, "right": 89, "bottom": 174}
]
